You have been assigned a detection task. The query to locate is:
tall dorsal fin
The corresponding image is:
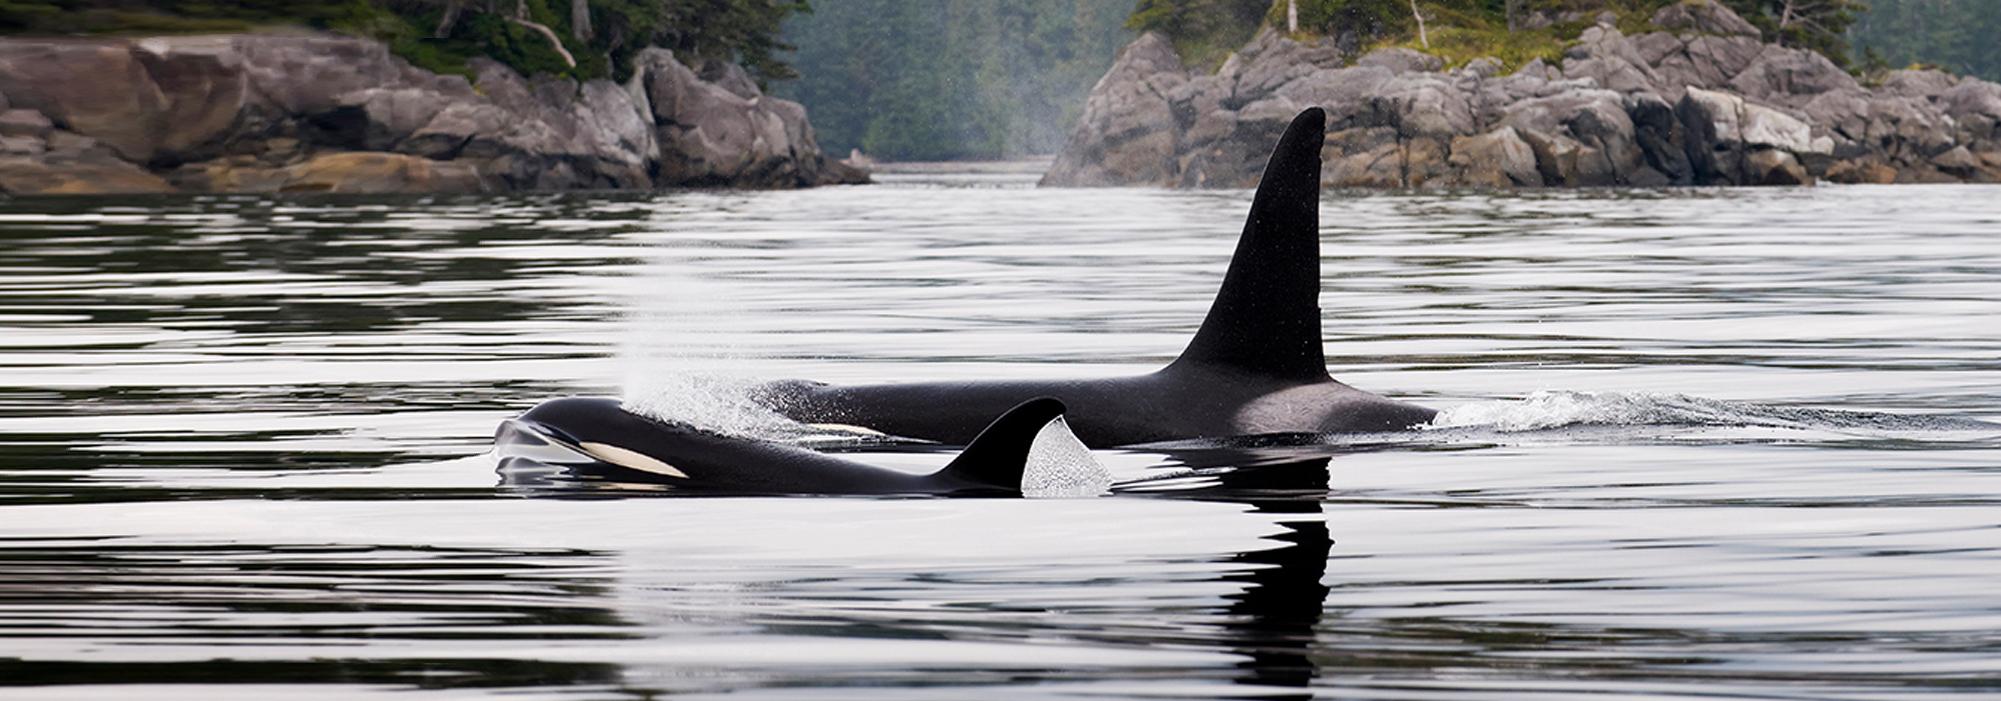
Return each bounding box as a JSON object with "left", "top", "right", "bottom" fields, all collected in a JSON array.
[
  {"left": 935, "top": 397, "right": 1070, "bottom": 490},
  {"left": 1167, "top": 107, "right": 1329, "bottom": 381}
]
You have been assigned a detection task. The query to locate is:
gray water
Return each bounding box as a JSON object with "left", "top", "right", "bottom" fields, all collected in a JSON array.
[{"left": 2, "top": 175, "right": 1999, "bottom": 700}]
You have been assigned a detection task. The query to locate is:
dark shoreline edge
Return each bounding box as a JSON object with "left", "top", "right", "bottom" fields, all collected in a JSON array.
[{"left": 0, "top": 32, "right": 867, "bottom": 197}]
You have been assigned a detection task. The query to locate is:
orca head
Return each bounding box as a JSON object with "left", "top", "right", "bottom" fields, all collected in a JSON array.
[
  {"left": 938, "top": 397, "right": 1111, "bottom": 497},
  {"left": 510, "top": 397, "right": 692, "bottom": 479}
]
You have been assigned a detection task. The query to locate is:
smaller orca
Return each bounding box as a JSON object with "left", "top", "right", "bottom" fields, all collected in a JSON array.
[{"left": 497, "top": 396, "right": 1108, "bottom": 496}]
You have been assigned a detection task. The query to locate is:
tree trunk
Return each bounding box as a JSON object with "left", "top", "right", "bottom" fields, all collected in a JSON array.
[
  {"left": 511, "top": 16, "right": 578, "bottom": 68},
  {"left": 1505, "top": 0, "right": 1521, "bottom": 32},
  {"left": 570, "top": 0, "right": 593, "bottom": 42},
  {"left": 1409, "top": 0, "right": 1428, "bottom": 49},
  {"left": 1287, "top": 0, "right": 1298, "bottom": 33},
  {"left": 434, "top": 0, "right": 464, "bottom": 38}
]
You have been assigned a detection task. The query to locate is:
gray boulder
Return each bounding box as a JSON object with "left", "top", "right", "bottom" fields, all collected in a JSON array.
[
  {"left": 1879, "top": 69, "right": 1960, "bottom": 99},
  {"left": 1448, "top": 126, "right": 1541, "bottom": 187},
  {"left": 0, "top": 156, "right": 175, "bottom": 194},
  {"left": 1323, "top": 126, "right": 1402, "bottom": 187},
  {"left": 1676, "top": 87, "right": 1828, "bottom": 184},
  {"left": 1728, "top": 46, "right": 1859, "bottom": 105},
  {"left": 1460, "top": 57, "right": 1504, "bottom": 79},
  {"left": 279, "top": 151, "right": 490, "bottom": 193},
  {"left": 0, "top": 109, "right": 51, "bottom": 139},
  {"left": 698, "top": 59, "right": 761, "bottom": 100},
  {"left": 636, "top": 47, "right": 852, "bottom": 188},
  {"left": 0, "top": 33, "right": 858, "bottom": 193},
  {"left": 320, "top": 87, "right": 453, "bottom": 152},
  {"left": 1356, "top": 47, "right": 1444, "bottom": 74},
  {"left": 1042, "top": 0, "right": 1999, "bottom": 189},
  {"left": 1650, "top": 0, "right": 1760, "bottom": 38},
  {"left": 1562, "top": 26, "right": 1660, "bottom": 95},
  {"left": 1223, "top": 29, "right": 1348, "bottom": 106},
  {"left": 1041, "top": 33, "right": 1187, "bottom": 187},
  {"left": 1503, "top": 89, "right": 1643, "bottom": 185},
  {"left": 0, "top": 39, "right": 227, "bottom": 163}
]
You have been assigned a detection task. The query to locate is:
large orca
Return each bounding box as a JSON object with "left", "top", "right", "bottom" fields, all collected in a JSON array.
[
  {"left": 759, "top": 107, "right": 1436, "bottom": 446},
  {"left": 498, "top": 396, "right": 1108, "bottom": 496}
]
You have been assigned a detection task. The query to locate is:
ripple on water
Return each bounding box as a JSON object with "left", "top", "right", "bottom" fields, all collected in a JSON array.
[{"left": 3, "top": 182, "right": 2001, "bottom": 699}]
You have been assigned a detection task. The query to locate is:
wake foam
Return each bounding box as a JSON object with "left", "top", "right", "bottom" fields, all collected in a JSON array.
[{"left": 1428, "top": 390, "right": 1996, "bottom": 434}]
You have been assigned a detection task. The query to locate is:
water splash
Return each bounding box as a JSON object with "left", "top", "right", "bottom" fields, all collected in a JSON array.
[
  {"left": 1429, "top": 390, "right": 1998, "bottom": 434},
  {"left": 616, "top": 265, "right": 804, "bottom": 440}
]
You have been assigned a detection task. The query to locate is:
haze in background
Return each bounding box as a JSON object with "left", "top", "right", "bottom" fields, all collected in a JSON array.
[
  {"left": 773, "top": 0, "right": 1132, "bottom": 161},
  {"left": 772, "top": 0, "right": 2000, "bottom": 164},
  {"left": 1849, "top": 0, "right": 2001, "bottom": 82}
]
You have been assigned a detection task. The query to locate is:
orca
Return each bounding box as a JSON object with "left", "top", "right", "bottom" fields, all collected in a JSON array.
[
  {"left": 497, "top": 396, "right": 1108, "bottom": 496},
  {"left": 758, "top": 107, "right": 1437, "bottom": 446}
]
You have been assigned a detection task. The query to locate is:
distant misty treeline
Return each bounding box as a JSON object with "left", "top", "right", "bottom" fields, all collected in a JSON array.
[
  {"left": 1848, "top": 0, "right": 2001, "bottom": 82},
  {"left": 777, "top": 0, "right": 2001, "bottom": 162},
  {"left": 772, "top": 0, "right": 1131, "bottom": 161}
]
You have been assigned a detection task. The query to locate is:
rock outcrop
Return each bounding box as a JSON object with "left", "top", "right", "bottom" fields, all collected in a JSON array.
[
  {"left": 0, "top": 33, "right": 865, "bottom": 195},
  {"left": 1043, "top": 0, "right": 2001, "bottom": 188}
]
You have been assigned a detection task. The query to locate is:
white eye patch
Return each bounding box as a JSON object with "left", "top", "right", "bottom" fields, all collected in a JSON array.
[
  {"left": 579, "top": 442, "right": 689, "bottom": 478},
  {"left": 805, "top": 423, "right": 888, "bottom": 436}
]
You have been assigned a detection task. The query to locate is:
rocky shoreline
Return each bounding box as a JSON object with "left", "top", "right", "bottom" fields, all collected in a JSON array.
[
  {"left": 1044, "top": 0, "right": 2001, "bottom": 188},
  {"left": 0, "top": 33, "right": 865, "bottom": 196}
]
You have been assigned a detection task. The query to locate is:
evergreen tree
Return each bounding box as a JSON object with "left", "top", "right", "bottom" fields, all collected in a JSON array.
[
  {"left": 1720, "top": 0, "right": 1866, "bottom": 65},
  {"left": 1127, "top": 0, "right": 1267, "bottom": 62},
  {"left": 1849, "top": 0, "right": 2001, "bottom": 81},
  {"left": 774, "top": 0, "right": 1130, "bottom": 161}
]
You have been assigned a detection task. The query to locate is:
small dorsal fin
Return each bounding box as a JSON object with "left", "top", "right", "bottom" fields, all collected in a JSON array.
[
  {"left": 1167, "top": 107, "right": 1329, "bottom": 381},
  {"left": 935, "top": 397, "right": 1070, "bottom": 490}
]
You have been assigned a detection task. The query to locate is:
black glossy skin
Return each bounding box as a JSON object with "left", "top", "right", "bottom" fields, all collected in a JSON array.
[
  {"left": 512, "top": 396, "right": 1063, "bottom": 495},
  {"left": 758, "top": 107, "right": 1437, "bottom": 447},
  {"left": 768, "top": 369, "right": 1435, "bottom": 447}
]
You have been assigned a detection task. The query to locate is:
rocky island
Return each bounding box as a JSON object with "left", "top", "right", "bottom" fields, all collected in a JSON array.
[
  {"left": 1045, "top": 0, "right": 2001, "bottom": 188},
  {"left": 0, "top": 33, "right": 863, "bottom": 195}
]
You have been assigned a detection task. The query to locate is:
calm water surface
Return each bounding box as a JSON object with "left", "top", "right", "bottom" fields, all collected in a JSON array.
[{"left": 2, "top": 174, "right": 1999, "bottom": 699}]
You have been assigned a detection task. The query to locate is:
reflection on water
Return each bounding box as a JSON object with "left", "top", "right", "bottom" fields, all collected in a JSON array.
[{"left": 3, "top": 180, "right": 2001, "bottom": 698}]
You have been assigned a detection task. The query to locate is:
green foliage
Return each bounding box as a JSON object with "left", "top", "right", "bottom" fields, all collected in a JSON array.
[
  {"left": 775, "top": 0, "right": 1132, "bottom": 161},
  {"left": 1279, "top": 0, "right": 1410, "bottom": 40},
  {"left": 1384, "top": 0, "right": 1678, "bottom": 69},
  {"left": 0, "top": 0, "right": 808, "bottom": 84},
  {"left": 1720, "top": 0, "right": 1864, "bottom": 65},
  {"left": 0, "top": 0, "right": 394, "bottom": 34},
  {"left": 1128, "top": 0, "right": 1266, "bottom": 67},
  {"left": 1849, "top": 0, "right": 2001, "bottom": 82},
  {"left": 1137, "top": 0, "right": 1877, "bottom": 73},
  {"left": 1384, "top": 16, "right": 1561, "bottom": 69}
]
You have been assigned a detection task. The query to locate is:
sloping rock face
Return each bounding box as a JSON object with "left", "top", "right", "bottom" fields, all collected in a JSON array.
[
  {"left": 0, "top": 34, "right": 864, "bottom": 195},
  {"left": 1043, "top": 0, "right": 2001, "bottom": 187}
]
